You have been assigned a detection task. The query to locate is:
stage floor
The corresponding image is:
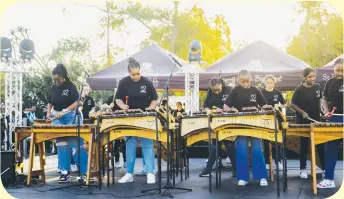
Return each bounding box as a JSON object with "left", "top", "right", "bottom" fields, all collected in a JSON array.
[{"left": 3, "top": 155, "right": 343, "bottom": 199}]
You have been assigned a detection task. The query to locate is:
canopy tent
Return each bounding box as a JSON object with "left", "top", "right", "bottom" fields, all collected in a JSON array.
[
  {"left": 202, "top": 40, "right": 311, "bottom": 90},
  {"left": 316, "top": 54, "right": 344, "bottom": 87},
  {"left": 87, "top": 43, "right": 188, "bottom": 90}
]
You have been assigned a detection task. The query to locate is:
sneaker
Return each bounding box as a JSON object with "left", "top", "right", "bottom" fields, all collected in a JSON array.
[
  {"left": 114, "top": 162, "right": 122, "bottom": 168},
  {"left": 199, "top": 169, "right": 211, "bottom": 177},
  {"left": 71, "top": 165, "right": 78, "bottom": 172},
  {"left": 260, "top": 178, "right": 268, "bottom": 186},
  {"left": 300, "top": 169, "right": 308, "bottom": 179},
  {"left": 118, "top": 173, "right": 133, "bottom": 183},
  {"left": 58, "top": 173, "right": 71, "bottom": 183},
  {"left": 225, "top": 157, "right": 231, "bottom": 164},
  {"left": 317, "top": 179, "right": 335, "bottom": 189},
  {"left": 135, "top": 167, "right": 147, "bottom": 176},
  {"left": 278, "top": 162, "right": 283, "bottom": 170},
  {"left": 80, "top": 174, "right": 94, "bottom": 183},
  {"left": 147, "top": 173, "right": 155, "bottom": 184},
  {"left": 238, "top": 180, "right": 248, "bottom": 186}
]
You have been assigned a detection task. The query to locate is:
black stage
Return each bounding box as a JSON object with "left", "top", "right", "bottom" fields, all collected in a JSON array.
[{"left": 3, "top": 156, "right": 343, "bottom": 199}]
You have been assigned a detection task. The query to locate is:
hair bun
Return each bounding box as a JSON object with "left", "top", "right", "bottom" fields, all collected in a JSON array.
[{"left": 128, "top": 57, "right": 137, "bottom": 64}]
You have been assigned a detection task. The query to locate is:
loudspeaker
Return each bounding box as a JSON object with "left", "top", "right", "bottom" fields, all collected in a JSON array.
[{"left": 1, "top": 151, "right": 16, "bottom": 186}]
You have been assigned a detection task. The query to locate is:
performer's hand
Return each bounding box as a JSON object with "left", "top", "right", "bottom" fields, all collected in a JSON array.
[
  {"left": 110, "top": 103, "right": 114, "bottom": 108},
  {"left": 215, "top": 108, "right": 223, "bottom": 112},
  {"left": 206, "top": 109, "right": 212, "bottom": 116},
  {"left": 46, "top": 113, "right": 51, "bottom": 121},
  {"left": 147, "top": 106, "right": 156, "bottom": 110},
  {"left": 176, "top": 112, "right": 183, "bottom": 117},
  {"left": 121, "top": 105, "right": 129, "bottom": 111},
  {"left": 301, "top": 111, "right": 309, "bottom": 119},
  {"left": 55, "top": 112, "right": 63, "bottom": 119},
  {"left": 231, "top": 108, "right": 239, "bottom": 113},
  {"left": 324, "top": 112, "right": 333, "bottom": 119},
  {"left": 262, "top": 104, "right": 272, "bottom": 109}
]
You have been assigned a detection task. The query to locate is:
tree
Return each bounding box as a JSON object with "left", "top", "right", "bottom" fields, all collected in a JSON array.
[
  {"left": 286, "top": 2, "right": 343, "bottom": 68},
  {"left": 103, "top": 1, "right": 233, "bottom": 67}
]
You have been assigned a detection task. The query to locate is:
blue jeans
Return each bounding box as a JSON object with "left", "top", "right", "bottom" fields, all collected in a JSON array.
[
  {"left": 324, "top": 116, "right": 343, "bottom": 180},
  {"left": 125, "top": 136, "right": 154, "bottom": 174},
  {"left": 53, "top": 110, "right": 88, "bottom": 174},
  {"left": 236, "top": 136, "right": 267, "bottom": 181}
]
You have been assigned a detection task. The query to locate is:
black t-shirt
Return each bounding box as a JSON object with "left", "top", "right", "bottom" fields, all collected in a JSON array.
[
  {"left": 173, "top": 108, "right": 185, "bottom": 117},
  {"left": 225, "top": 85, "right": 267, "bottom": 111},
  {"left": 204, "top": 86, "right": 232, "bottom": 109},
  {"left": 115, "top": 76, "right": 159, "bottom": 110},
  {"left": 323, "top": 77, "right": 343, "bottom": 114},
  {"left": 48, "top": 83, "right": 79, "bottom": 111},
  {"left": 291, "top": 83, "right": 322, "bottom": 123},
  {"left": 261, "top": 89, "right": 286, "bottom": 106},
  {"left": 82, "top": 96, "right": 95, "bottom": 118}
]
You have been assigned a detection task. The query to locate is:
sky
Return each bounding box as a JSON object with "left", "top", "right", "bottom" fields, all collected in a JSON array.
[{"left": 0, "top": 1, "right": 307, "bottom": 63}]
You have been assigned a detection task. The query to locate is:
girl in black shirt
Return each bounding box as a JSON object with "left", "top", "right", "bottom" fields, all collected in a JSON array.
[
  {"left": 291, "top": 67, "right": 325, "bottom": 179},
  {"left": 199, "top": 78, "right": 236, "bottom": 177},
  {"left": 47, "top": 64, "right": 90, "bottom": 183},
  {"left": 317, "top": 58, "right": 343, "bottom": 189},
  {"left": 173, "top": 102, "right": 185, "bottom": 118},
  {"left": 224, "top": 70, "right": 268, "bottom": 187},
  {"left": 115, "top": 58, "right": 158, "bottom": 184},
  {"left": 261, "top": 74, "right": 286, "bottom": 170}
]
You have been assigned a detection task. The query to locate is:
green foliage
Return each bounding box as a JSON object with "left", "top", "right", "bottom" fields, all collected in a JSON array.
[
  {"left": 286, "top": 2, "right": 343, "bottom": 68},
  {"left": 105, "top": 1, "right": 233, "bottom": 67}
]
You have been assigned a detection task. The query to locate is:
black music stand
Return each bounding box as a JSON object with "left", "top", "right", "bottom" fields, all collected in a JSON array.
[
  {"left": 141, "top": 56, "right": 192, "bottom": 198},
  {"left": 49, "top": 71, "right": 95, "bottom": 194}
]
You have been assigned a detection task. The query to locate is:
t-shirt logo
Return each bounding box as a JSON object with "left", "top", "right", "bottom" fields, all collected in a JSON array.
[
  {"left": 222, "top": 94, "right": 228, "bottom": 102},
  {"left": 140, "top": 85, "right": 147, "bottom": 93},
  {"left": 250, "top": 94, "right": 256, "bottom": 102},
  {"left": 316, "top": 90, "right": 320, "bottom": 98},
  {"left": 273, "top": 95, "right": 278, "bottom": 102},
  {"left": 62, "top": 89, "right": 69, "bottom": 96},
  {"left": 340, "top": 85, "right": 344, "bottom": 92},
  {"left": 88, "top": 100, "right": 92, "bottom": 106}
]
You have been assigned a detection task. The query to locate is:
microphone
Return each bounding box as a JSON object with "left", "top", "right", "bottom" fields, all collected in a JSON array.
[{"left": 169, "top": 54, "right": 183, "bottom": 67}]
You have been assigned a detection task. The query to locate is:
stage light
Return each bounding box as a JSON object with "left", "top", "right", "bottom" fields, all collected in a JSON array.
[
  {"left": 188, "top": 40, "right": 202, "bottom": 62},
  {"left": 19, "top": 39, "right": 35, "bottom": 60},
  {"left": 1, "top": 37, "right": 12, "bottom": 60}
]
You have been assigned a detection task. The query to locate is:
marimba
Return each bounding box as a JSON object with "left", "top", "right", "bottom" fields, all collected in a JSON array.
[
  {"left": 180, "top": 108, "right": 287, "bottom": 194},
  {"left": 17, "top": 124, "right": 98, "bottom": 185},
  {"left": 286, "top": 122, "right": 343, "bottom": 195},
  {"left": 90, "top": 108, "right": 177, "bottom": 187}
]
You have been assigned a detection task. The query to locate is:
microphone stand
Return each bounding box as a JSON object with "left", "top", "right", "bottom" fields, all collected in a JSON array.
[
  {"left": 49, "top": 71, "right": 95, "bottom": 193},
  {"left": 141, "top": 56, "right": 192, "bottom": 198}
]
